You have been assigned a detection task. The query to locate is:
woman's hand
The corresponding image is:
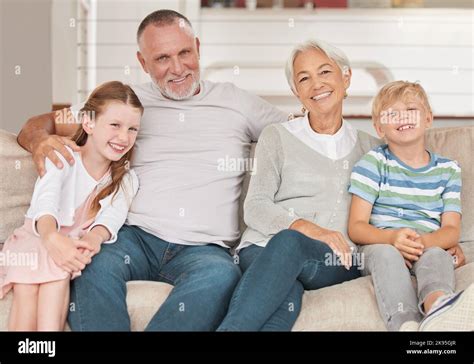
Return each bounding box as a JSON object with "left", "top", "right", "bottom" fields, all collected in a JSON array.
[
  {"left": 42, "top": 231, "right": 93, "bottom": 274},
  {"left": 290, "top": 219, "right": 353, "bottom": 269},
  {"left": 388, "top": 228, "right": 424, "bottom": 262}
]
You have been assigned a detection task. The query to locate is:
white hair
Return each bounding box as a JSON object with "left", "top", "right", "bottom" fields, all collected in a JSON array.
[{"left": 285, "top": 39, "right": 351, "bottom": 92}]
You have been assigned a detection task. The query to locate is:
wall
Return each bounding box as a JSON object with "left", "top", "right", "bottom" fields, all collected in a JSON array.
[
  {"left": 55, "top": 2, "right": 473, "bottom": 129},
  {"left": 52, "top": 0, "right": 77, "bottom": 105},
  {"left": 0, "top": 0, "right": 52, "bottom": 134},
  {"left": 196, "top": 8, "right": 473, "bottom": 119}
]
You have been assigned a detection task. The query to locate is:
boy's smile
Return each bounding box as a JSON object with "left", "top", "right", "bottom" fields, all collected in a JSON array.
[{"left": 375, "top": 98, "right": 432, "bottom": 146}]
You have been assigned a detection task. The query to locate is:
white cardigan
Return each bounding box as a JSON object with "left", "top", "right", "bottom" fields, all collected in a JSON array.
[{"left": 25, "top": 147, "right": 139, "bottom": 243}]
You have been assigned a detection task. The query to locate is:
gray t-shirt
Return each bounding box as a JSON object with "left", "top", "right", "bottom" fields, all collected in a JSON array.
[{"left": 80, "top": 81, "right": 287, "bottom": 247}]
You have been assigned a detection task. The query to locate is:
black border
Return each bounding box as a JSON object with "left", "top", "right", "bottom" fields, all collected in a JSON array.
[{"left": 0, "top": 331, "right": 472, "bottom": 361}]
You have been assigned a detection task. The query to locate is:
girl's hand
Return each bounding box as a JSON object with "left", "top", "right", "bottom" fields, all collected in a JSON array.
[
  {"left": 77, "top": 231, "right": 103, "bottom": 259},
  {"left": 42, "top": 232, "right": 92, "bottom": 274},
  {"left": 389, "top": 228, "right": 424, "bottom": 262}
]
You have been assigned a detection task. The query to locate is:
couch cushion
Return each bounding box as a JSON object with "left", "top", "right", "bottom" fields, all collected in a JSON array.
[
  {"left": 0, "top": 131, "right": 37, "bottom": 243},
  {"left": 126, "top": 281, "right": 173, "bottom": 331},
  {"left": 425, "top": 126, "right": 474, "bottom": 242}
]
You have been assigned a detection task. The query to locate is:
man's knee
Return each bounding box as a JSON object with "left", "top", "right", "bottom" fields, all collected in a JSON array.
[
  {"left": 189, "top": 258, "right": 241, "bottom": 295},
  {"left": 211, "top": 261, "right": 242, "bottom": 288}
]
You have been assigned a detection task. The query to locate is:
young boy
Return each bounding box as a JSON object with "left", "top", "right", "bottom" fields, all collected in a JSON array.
[{"left": 347, "top": 80, "right": 473, "bottom": 331}]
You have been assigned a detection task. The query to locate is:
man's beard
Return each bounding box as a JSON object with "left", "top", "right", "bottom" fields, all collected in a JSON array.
[{"left": 153, "top": 71, "right": 201, "bottom": 101}]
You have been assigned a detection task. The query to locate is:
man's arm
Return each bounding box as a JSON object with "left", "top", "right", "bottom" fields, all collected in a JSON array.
[{"left": 17, "top": 108, "right": 81, "bottom": 177}]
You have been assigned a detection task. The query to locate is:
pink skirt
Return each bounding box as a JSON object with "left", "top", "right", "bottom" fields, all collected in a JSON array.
[{"left": 0, "top": 191, "right": 96, "bottom": 298}]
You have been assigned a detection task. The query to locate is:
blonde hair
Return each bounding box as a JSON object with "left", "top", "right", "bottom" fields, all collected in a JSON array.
[
  {"left": 71, "top": 81, "right": 143, "bottom": 218},
  {"left": 372, "top": 81, "right": 432, "bottom": 124}
]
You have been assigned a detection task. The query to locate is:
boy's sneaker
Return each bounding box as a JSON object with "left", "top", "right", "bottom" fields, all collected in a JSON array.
[{"left": 419, "top": 284, "right": 474, "bottom": 331}]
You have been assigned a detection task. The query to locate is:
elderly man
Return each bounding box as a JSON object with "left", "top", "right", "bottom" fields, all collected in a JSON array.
[{"left": 17, "top": 9, "right": 288, "bottom": 331}]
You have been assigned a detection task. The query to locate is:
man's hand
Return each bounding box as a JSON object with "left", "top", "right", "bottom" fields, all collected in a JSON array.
[
  {"left": 447, "top": 244, "right": 466, "bottom": 268},
  {"left": 32, "top": 135, "right": 80, "bottom": 177},
  {"left": 389, "top": 228, "right": 424, "bottom": 262}
]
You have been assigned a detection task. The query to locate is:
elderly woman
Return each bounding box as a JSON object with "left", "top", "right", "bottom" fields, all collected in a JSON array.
[
  {"left": 218, "top": 39, "right": 466, "bottom": 332},
  {"left": 217, "top": 39, "right": 381, "bottom": 331}
]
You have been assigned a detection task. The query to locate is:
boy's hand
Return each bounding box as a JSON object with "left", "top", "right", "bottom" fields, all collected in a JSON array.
[
  {"left": 447, "top": 244, "right": 466, "bottom": 268},
  {"left": 389, "top": 228, "right": 424, "bottom": 262}
]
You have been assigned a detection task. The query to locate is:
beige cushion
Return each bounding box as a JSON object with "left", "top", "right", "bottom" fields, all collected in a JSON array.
[
  {"left": 0, "top": 131, "right": 37, "bottom": 243},
  {"left": 425, "top": 126, "right": 474, "bottom": 242}
]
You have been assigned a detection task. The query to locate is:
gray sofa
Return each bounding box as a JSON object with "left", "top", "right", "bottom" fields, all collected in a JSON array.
[{"left": 0, "top": 126, "right": 473, "bottom": 330}]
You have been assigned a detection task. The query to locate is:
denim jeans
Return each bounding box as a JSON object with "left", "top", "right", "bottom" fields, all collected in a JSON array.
[
  {"left": 236, "top": 244, "right": 304, "bottom": 331},
  {"left": 218, "top": 229, "right": 361, "bottom": 331},
  {"left": 68, "top": 225, "right": 242, "bottom": 331},
  {"left": 359, "top": 244, "right": 455, "bottom": 331}
]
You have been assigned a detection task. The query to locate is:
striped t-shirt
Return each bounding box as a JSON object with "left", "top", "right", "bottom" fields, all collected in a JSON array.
[{"left": 348, "top": 145, "right": 462, "bottom": 233}]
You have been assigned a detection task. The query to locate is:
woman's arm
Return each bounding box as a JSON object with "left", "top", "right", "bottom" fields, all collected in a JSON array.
[
  {"left": 290, "top": 219, "right": 353, "bottom": 269},
  {"left": 243, "top": 127, "right": 301, "bottom": 236}
]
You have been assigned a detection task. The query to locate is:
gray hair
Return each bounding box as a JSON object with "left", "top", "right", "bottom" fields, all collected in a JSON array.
[
  {"left": 285, "top": 39, "right": 351, "bottom": 92},
  {"left": 137, "top": 9, "right": 194, "bottom": 44}
]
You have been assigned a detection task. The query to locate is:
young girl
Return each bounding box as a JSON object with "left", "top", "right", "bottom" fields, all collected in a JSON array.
[{"left": 0, "top": 81, "right": 143, "bottom": 331}]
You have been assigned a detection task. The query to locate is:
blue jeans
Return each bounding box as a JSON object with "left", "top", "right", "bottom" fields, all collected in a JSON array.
[
  {"left": 68, "top": 225, "right": 242, "bottom": 331},
  {"left": 237, "top": 244, "right": 304, "bottom": 331},
  {"left": 218, "top": 229, "right": 361, "bottom": 331}
]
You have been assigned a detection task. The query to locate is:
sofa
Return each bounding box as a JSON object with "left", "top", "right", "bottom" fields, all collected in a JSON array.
[{"left": 0, "top": 126, "right": 473, "bottom": 331}]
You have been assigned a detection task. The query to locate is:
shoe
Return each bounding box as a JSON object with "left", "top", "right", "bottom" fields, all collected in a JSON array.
[
  {"left": 419, "top": 284, "right": 474, "bottom": 331},
  {"left": 399, "top": 321, "right": 419, "bottom": 331}
]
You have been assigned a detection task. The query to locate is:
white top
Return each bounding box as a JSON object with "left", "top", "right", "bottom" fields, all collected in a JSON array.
[
  {"left": 71, "top": 80, "right": 288, "bottom": 247},
  {"left": 282, "top": 114, "right": 358, "bottom": 160},
  {"left": 25, "top": 147, "right": 139, "bottom": 243}
]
